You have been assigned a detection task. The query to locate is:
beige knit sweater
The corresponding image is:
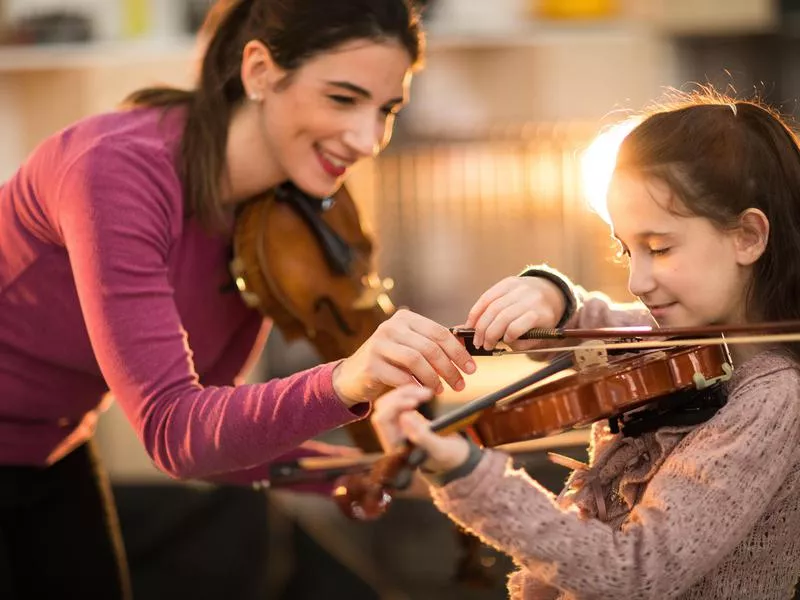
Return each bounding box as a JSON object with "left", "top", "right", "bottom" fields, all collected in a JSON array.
[{"left": 431, "top": 287, "right": 800, "bottom": 599}]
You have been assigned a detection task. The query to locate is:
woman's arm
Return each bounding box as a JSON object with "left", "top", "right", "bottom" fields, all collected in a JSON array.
[
  {"left": 56, "top": 141, "right": 366, "bottom": 481},
  {"left": 199, "top": 318, "right": 269, "bottom": 387}
]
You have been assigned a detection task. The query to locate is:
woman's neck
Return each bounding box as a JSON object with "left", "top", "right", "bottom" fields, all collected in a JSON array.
[{"left": 221, "top": 102, "right": 286, "bottom": 205}]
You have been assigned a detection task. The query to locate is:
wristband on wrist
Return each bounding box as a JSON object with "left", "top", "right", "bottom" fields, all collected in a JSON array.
[
  {"left": 422, "top": 439, "right": 484, "bottom": 487},
  {"left": 518, "top": 266, "right": 576, "bottom": 328}
]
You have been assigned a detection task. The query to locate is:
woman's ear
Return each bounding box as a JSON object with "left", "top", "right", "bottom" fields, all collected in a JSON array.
[
  {"left": 734, "top": 208, "right": 769, "bottom": 266},
  {"left": 240, "top": 39, "right": 284, "bottom": 101}
]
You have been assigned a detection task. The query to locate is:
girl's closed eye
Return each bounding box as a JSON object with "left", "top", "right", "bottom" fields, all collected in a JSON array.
[
  {"left": 649, "top": 246, "right": 671, "bottom": 256},
  {"left": 329, "top": 94, "right": 357, "bottom": 106},
  {"left": 613, "top": 239, "right": 631, "bottom": 262}
]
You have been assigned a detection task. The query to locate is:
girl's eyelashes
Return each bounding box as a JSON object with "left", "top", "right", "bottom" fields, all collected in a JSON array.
[
  {"left": 613, "top": 239, "right": 631, "bottom": 259},
  {"left": 649, "top": 247, "right": 671, "bottom": 256},
  {"left": 329, "top": 94, "right": 356, "bottom": 106}
]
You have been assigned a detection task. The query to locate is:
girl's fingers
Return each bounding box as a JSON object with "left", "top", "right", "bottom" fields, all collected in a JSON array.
[
  {"left": 464, "top": 278, "right": 517, "bottom": 331},
  {"left": 372, "top": 385, "right": 433, "bottom": 423}
]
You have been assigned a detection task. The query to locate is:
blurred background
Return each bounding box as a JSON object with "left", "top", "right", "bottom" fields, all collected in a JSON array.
[{"left": 1, "top": 0, "right": 797, "bottom": 598}]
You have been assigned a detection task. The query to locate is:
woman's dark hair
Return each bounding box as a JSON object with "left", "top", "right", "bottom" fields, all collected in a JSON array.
[
  {"left": 614, "top": 89, "right": 800, "bottom": 357},
  {"left": 125, "top": 0, "right": 425, "bottom": 229}
]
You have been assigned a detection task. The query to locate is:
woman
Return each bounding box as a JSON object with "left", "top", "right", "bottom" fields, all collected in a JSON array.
[{"left": 0, "top": 1, "right": 476, "bottom": 598}]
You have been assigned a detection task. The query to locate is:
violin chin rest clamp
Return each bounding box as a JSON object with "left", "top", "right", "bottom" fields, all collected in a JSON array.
[{"left": 692, "top": 362, "right": 733, "bottom": 390}]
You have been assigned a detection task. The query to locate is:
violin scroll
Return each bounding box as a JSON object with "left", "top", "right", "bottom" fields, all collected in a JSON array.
[
  {"left": 333, "top": 472, "right": 393, "bottom": 520},
  {"left": 332, "top": 445, "right": 425, "bottom": 520}
]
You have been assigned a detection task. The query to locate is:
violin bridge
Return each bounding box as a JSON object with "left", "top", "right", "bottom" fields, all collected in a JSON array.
[{"left": 573, "top": 340, "right": 609, "bottom": 370}]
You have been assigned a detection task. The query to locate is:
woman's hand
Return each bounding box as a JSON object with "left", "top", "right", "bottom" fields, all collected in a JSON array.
[
  {"left": 371, "top": 384, "right": 470, "bottom": 474},
  {"left": 464, "top": 276, "right": 566, "bottom": 351},
  {"left": 332, "top": 309, "right": 476, "bottom": 406}
]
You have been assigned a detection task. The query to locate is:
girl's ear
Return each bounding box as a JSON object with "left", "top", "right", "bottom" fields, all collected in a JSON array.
[
  {"left": 734, "top": 208, "right": 769, "bottom": 266},
  {"left": 240, "top": 39, "right": 285, "bottom": 101}
]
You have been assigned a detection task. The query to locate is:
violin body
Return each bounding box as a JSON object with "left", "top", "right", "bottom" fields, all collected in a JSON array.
[
  {"left": 333, "top": 342, "right": 733, "bottom": 521},
  {"left": 472, "top": 343, "right": 732, "bottom": 447},
  {"left": 230, "top": 183, "right": 395, "bottom": 451}
]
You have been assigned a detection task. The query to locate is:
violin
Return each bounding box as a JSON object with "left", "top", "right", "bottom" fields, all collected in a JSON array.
[
  {"left": 229, "top": 182, "right": 493, "bottom": 587},
  {"left": 325, "top": 321, "right": 800, "bottom": 520},
  {"left": 229, "top": 182, "right": 395, "bottom": 451}
]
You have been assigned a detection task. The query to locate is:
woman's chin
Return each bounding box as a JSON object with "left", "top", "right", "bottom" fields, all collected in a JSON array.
[{"left": 291, "top": 174, "right": 343, "bottom": 199}]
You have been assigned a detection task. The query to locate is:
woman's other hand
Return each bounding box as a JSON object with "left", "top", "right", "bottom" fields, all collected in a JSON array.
[{"left": 332, "top": 309, "right": 477, "bottom": 407}]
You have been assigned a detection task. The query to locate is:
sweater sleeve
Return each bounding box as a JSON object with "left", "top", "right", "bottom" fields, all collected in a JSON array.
[
  {"left": 199, "top": 317, "right": 269, "bottom": 387},
  {"left": 520, "top": 264, "right": 655, "bottom": 330},
  {"left": 430, "top": 365, "right": 800, "bottom": 599},
  {"left": 56, "top": 141, "right": 367, "bottom": 480}
]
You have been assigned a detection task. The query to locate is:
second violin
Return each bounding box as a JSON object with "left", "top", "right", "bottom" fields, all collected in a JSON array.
[{"left": 229, "top": 182, "right": 395, "bottom": 451}]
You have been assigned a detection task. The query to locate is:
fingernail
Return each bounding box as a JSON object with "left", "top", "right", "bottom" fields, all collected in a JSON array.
[
  {"left": 454, "top": 379, "right": 465, "bottom": 392},
  {"left": 464, "top": 360, "right": 476, "bottom": 374},
  {"left": 436, "top": 383, "right": 445, "bottom": 395}
]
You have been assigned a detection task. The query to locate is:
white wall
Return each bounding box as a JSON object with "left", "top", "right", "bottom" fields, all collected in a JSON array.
[{"left": 3, "top": 0, "right": 185, "bottom": 40}]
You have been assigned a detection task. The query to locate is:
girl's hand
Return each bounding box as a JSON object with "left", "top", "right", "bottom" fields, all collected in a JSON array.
[
  {"left": 371, "top": 384, "right": 470, "bottom": 474},
  {"left": 465, "top": 276, "right": 566, "bottom": 351},
  {"left": 332, "top": 309, "right": 476, "bottom": 407}
]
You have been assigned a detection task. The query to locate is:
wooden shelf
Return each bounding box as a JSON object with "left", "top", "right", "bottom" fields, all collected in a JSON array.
[
  {"left": 0, "top": 23, "right": 649, "bottom": 73},
  {"left": 0, "top": 37, "right": 196, "bottom": 72},
  {"left": 424, "top": 20, "right": 648, "bottom": 50}
]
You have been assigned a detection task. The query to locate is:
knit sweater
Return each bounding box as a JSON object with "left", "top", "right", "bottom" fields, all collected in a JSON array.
[
  {"left": 0, "top": 106, "right": 366, "bottom": 478},
  {"left": 431, "top": 286, "right": 800, "bottom": 599}
]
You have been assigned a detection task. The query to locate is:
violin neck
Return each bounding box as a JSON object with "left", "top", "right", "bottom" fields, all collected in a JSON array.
[{"left": 429, "top": 352, "right": 575, "bottom": 434}]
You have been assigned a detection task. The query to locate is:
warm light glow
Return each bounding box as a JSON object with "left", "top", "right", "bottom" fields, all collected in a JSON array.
[{"left": 580, "top": 118, "right": 641, "bottom": 225}]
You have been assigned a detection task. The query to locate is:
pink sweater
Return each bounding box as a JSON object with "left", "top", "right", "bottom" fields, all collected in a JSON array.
[
  {"left": 0, "top": 106, "right": 366, "bottom": 479},
  {"left": 432, "top": 286, "right": 800, "bottom": 599}
]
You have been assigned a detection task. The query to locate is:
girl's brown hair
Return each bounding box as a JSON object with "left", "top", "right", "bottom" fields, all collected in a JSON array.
[
  {"left": 125, "top": 0, "right": 424, "bottom": 229},
  {"left": 615, "top": 90, "right": 800, "bottom": 357}
]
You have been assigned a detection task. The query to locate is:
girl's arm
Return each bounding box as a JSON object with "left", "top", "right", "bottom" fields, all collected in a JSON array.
[
  {"left": 521, "top": 264, "right": 654, "bottom": 330},
  {"left": 429, "top": 358, "right": 800, "bottom": 599}
]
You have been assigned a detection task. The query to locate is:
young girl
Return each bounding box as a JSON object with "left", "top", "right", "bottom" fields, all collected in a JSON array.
[
  {"left": 371, "top": 92, "right": 800, "bottom": 599},
  {"left": 0, "top": 1, "right": 480, "bottom": 598}
]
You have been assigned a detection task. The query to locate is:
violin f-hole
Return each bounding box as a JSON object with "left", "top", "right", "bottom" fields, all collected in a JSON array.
[{"left": 314, "top": 296, "right": 356, "bottom": 336}]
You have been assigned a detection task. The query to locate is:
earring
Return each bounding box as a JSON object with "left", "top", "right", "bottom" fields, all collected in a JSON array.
[{"left": 249, "top": 93, "right": 262, "bottom": 102}]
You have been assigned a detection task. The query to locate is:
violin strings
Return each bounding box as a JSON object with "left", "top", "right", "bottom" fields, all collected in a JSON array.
[{"left": 485, "top": 332, "right": 800, "bottom": 356}]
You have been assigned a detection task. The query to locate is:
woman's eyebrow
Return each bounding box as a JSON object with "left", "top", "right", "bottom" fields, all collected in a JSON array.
[{"left": 326, "top": 80, "right": 404, "bottom": 105}]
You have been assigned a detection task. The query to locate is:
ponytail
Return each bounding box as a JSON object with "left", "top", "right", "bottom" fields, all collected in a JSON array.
[{"left": 125, "top": 0, "right": 256, "bottom": 230}]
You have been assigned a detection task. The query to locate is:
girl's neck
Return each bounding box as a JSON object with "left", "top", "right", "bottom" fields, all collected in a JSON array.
[{"left": 729, "top": 343, "right": 764, "bottom": 366}]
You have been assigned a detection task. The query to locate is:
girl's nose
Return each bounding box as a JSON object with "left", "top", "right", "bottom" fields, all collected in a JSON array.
[{"left": 627, "top": 255, "right": 656, "bottom": 298}]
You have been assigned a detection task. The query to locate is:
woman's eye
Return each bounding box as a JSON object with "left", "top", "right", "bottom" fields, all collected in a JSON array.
[
  {"left": 649, "top": 247, "right": 671, "bottom": 256},
  {"left": 329, "top": 95, "right": 356, "bottom": 106}
]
